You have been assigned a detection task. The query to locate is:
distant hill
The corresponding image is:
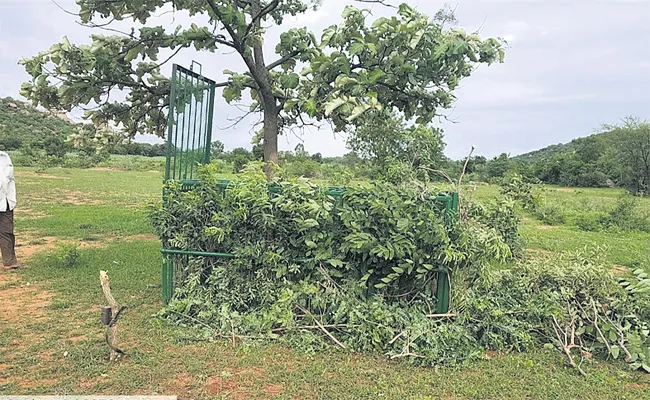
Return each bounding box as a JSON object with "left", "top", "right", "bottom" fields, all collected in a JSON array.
[
  {"left": 512, "top": 130, "right": 617, "bottom": 164},
  {"left": 0, "top": 97, "right": 80, "bottom": 151},
  {"left": 0, "top": 97, "right": 167, "bottom": 158}
]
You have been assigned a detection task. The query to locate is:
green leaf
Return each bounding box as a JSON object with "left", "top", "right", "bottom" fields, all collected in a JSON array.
[
  {"left": 324, "top": 97, "right": 347, "bottom": 116},
  {"left": 321, "top": 26, "right": 336, "bottom": 46},
  {"left": 349, "top": 42, "right": 365, "bottom": 55},
  {"left": 280, "top": 73, "right": 300, "bottom": 89},
  {"left": 611, "top": 345, "right": 620, "bottom": 359},
  {"left": 409, "top": 30, "right": 424, "bottom": 49},
  {"left": 342, "top": 6, "right": 360, "bottom": 18},
  {"left": 328, "top": 259, "right": 343, "bottom": 268},
  {"left": 367, "top": 69, "right": 385, "bottom": 84},
  {"left": 346, "top": 103, "right": 371, "bottom": 122},
  {"left": 304, "top": 99, "right": 317, "bottom": 117}
]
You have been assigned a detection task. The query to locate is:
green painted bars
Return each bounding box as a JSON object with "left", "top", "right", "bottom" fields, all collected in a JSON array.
[
  {"left": 161, "top": 63, "right": 459, "bottom": 314},
  {"left": 164, "top": 62, "right": 216, "bottom": 183}
]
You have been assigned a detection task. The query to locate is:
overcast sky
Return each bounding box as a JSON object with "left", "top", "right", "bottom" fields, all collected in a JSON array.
[{"left": 1, "top": 0, "right": 649, "bottom": 159}]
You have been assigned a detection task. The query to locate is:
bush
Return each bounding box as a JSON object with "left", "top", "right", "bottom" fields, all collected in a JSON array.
[
  {"left": 575, "top": 213, "right": 605, "bottom": 232},
  {"left": 53, "top": 243, "right": 81, "bottom": 268},
  {"left": 282, "top": 158, "right": 322, "bottom": 179},
  {"left": 534, "top": 203, "right": 566, "bottom": 226},
  {"left": 574, "top": 195, "right": 650, "bottom": 233},
  {"left": 151, "top": 164, "right": 650, "bottom": 373},
  {"left": 150, "top": 163, "right": 514, "bottom": 366}
]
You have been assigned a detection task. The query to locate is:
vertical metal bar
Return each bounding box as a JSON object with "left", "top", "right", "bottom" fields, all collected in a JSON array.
[
  {"left": 205, "top": 82, "right": 216, "bottom": 164},
  {"left": 185, "top": 73, "right": 195, "bottom": 180},
  {"left": 196, "top": 82, "right": 206, "bottom": 167},
  {"left": 189, "top": 76, "right": 200, "bottom": 180},
  {"left": 435, "top": 270, "right": 450, "bottom": 314},
  {"left": 165, "top": 65, "right": 178, "bottom": 181},
  {"left": 162, "top": 256, "right": 170, "bottom": 304},
  {"left": 177, "top": 71, "right": 188, "bottom": 180},
  {"left": 171, "top": 70, "right": 182, "bottom": 180}
]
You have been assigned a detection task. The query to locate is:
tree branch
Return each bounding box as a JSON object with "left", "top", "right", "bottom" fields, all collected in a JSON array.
[
  {"left": 266, "top": 50, "right": 301, "bottom": 70},
  {"left": 244, "top": 0, "right": 280, "bottom": 41},
  {"left": 205, "top": 0, "right": 243, "bottom": 52}
]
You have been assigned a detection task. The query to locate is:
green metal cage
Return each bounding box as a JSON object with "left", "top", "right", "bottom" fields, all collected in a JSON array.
[{"left": 160, "top": 62, "right": 459, "bottom": 314}]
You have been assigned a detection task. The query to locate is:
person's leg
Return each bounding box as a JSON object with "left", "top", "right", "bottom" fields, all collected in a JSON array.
[{"left": 0, "top": 209, "right": 17, "bottom": 267}]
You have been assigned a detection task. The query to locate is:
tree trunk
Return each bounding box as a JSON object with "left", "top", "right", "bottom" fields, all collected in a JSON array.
[{"left": 263, "top": 108, "right": 279, "bottom": 178}]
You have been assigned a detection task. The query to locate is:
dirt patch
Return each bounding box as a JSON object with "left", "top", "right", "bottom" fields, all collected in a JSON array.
[
  {"left": 15, "top": 236, "right": 107, "bottom": 261},
  {"left": 121, "top": 233, "right": 158, "bottom": 242},
  {"left": 537, "top": 225, "right": 559, "bottom": 230},
  {"left": 611, "top": 265, "right": 630, "bottom": 276},
  {"left": 61, "top": 191, "right": 104, "bottom": 205},
  {"left": 205, "top": 368, "right": 267, "bottom": 399},
  {"left": 0, "top": 273, "right": 52, "bottom": 326},
  {"left": 30, "top": 173, "right": 72, "bottom": 180},
  {"left": 265, "top": 383, "right": 284, "bottom": 396},
  {"left": 14, "top": 232, "right": 158, "bottom": 263},
  {"left": 91, "top": 167, "right": 118, "bottom": 171},
  {"left": 14, "top": 208, "right": 48, "bottom": 220}
]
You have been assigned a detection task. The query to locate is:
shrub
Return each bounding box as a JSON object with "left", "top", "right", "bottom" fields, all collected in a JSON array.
[
  {"left": 150, "top": 163, "right": 514, "bottom": 365},
  {"left": 151, "top": 164, "right": 650, "bottom": 373},
  {"left": 282, "top": 158, "right": 322, "bottom": 179},
  {"left": 534, "top": 203, "right": 566, "bottom": 226},
  {"left": 574, "top": 195, "right": 650, "bottom": 233},
  {"left": 465, "top": 197, "right": 522, "bottom": 258},
  {"left": 53, "top": 243, "right": 81, "bottom": 268},
  {"left": 575, "top": 213, "right": 605, "bottom": 232}
]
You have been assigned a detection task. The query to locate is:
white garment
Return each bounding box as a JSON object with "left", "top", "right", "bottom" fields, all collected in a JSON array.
[{"left": 0, "top": 151, "right": 16, "bottom": 212}]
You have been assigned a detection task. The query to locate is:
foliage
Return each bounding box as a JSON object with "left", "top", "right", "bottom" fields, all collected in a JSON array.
[
  {"left": 150, "top": 162, "right": 516, "bottom": 365},
  {"left": 464, "top": 251, "right": 650, "bottom": 373},
  {"left": 496, "top": 116, "right": 650, "bottom": 193},
  {"left": 346, "top": 113, "right": 445, "bottom": 176},
  {"left": 0, "top": 97, "right": 75, "bottom": 156},
  {"left": 499, "top": 173, "right": 538, "bottom": 211},
  {"left": 465, "top": 197, "right": 522, "bottom": 258},
  {"left": 534, "top": 203, "right": 566, "bottom": 226},
  {"left": 20, "top": 1, "right": 504, "bottom": 170},
  {"left": 53, "top": 243, "right": 81, "bottom": 268}
]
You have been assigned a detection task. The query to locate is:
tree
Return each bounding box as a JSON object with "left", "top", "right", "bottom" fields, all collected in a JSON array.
[
  {"left": 607, "top": 117, "right": 650, "bottom": 194},
  {"left": 484, "top": 153, "right": 511, "bottom": 180},
  {"left": 347, "top": 113, "right": 445, "bottom": 172},
  {"left": 294, "top": 143, "right": 308, "bottom": 159},
  {"left": 211, "top": 140, "right": 225, "bottom": 159},
  {"left": 20, "top": 1, "right": 504, "bottom": 178}
]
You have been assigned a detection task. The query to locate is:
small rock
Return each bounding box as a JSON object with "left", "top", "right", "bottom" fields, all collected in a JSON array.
[{"left": 63, "top": 351, "right": 69, "bottom": 357}]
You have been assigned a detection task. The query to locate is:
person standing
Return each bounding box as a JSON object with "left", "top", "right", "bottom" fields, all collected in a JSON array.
[{"left": 0, "top": 151, "right": 23, "bottom": 270}]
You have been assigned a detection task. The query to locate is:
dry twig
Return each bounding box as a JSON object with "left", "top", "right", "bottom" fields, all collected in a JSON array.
[
  {"left": 551, "top": 314, "right": 587, "bottom": 376},
  {"left": 100, "top": 271, "right": 122, "bottom": 361},
  {"left": 295, "top": 304, "right": 346, "bottom": 349}
]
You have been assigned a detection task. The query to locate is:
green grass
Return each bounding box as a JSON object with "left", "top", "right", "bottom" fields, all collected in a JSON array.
[{"left": 1, "top": 166, "right": 650, "bottom": 398}]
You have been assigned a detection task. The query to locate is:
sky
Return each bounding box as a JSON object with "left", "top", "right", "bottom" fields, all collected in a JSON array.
[{"left": 1, "top": 0, "right": 649, "bottom": 160}]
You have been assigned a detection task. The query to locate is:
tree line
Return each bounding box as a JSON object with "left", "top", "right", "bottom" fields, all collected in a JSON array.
[{"left": 454, "top": 117, "right": 650, "bottom": 194}]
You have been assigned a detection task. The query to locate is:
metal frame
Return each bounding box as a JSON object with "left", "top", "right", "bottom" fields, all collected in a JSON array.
[
  {"left": 161, "top": 62, "right": 459, "bottom": 314},
  {"left": 164, "top": 63, "right": 216, "bottom": 183}
]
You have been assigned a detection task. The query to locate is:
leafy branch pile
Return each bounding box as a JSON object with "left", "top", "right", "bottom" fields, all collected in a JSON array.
[{"left": 150, "top": 163, "right": 650, "bottom": 373}]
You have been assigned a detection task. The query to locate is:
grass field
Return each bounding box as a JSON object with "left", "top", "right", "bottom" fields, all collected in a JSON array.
[{"left": 1, "top": 167, "right": 650, "bottom": 399}]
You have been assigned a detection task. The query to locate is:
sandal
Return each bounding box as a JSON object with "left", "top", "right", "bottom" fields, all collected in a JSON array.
[{"left": 3, "top": 263, "right": 25, "bottom": 270}]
